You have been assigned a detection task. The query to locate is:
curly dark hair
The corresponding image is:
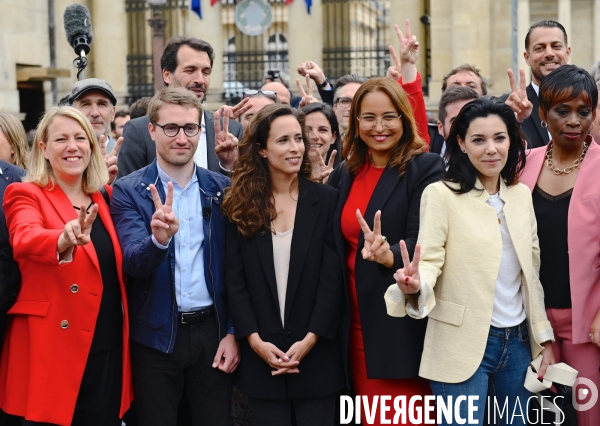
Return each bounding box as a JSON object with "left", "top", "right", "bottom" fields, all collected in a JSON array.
[
  {"left": 221, "top": 104, "right": 313, "bottom": 237},
  {"left": 342, "top": 77, "right": 427, "bottom": 176},
  {"left": 443, "top": 97, "right": 527, "bottom": 194}
]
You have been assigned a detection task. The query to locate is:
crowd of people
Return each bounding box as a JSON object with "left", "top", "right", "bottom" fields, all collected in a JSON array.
[{"left": 0, "top": 15, "right": 599, "bottom": 426}]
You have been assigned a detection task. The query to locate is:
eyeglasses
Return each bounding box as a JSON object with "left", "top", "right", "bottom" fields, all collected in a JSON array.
[
  {"left": 153, "top": 122, "right": 201, "bottom": 137},
  {"left": 334, "top": 97, "right": 352, "bottom": 108},
  {"left": 357, "top": 114, "right": 402, "bottom": 130},
  {"left": 242, "top": 90, "right": 278, "bottom": 101}
]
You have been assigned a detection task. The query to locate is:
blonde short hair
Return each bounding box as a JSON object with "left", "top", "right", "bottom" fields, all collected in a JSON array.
[
  {"left": 25, "top": 106, "right": 108, "bottom": 193},
  {"left": 0, "top": 113, "right": 29, "bottom": 169}
]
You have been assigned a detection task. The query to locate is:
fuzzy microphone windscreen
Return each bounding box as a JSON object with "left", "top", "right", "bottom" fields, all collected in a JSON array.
[{"left": 63, "top": 4, "right": 94, "bottom": 49}]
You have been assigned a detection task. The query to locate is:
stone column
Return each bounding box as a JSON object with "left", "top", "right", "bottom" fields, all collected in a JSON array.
[
  {"left": 429, "top": 0, "right": 453, "bottom": 105},
  {"left": 389, "top": 0, "right": 426, "bottom": 81},
  {"left": 91, "top": 0, "right": 128, "bottom": 105},
  {"left": 287, "top": 0, "right": 323, "bottom": 96},
  {"left": 594, "top": 0, "right": 600, "bottom": 62},
  {"left": 518, "top": 0, "right": 531, "bottom": 85},
  {"left": 558, "top": 0, "right": 571, "bottom": 56}
]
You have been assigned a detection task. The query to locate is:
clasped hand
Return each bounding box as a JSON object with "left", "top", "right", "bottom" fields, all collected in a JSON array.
[
  {"left": 249, "top": 332, "right": 318, "bottom": 376},
  {"left": 149, "top": 181, "right": 179, "bottom": 246}
]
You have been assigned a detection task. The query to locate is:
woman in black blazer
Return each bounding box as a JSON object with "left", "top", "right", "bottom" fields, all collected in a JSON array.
[
  {"left": 222, "top": 104, "right": 344, "bottom": 426},
  {"left": 328, "top": 77, "right": 444, "bottom": 424}
]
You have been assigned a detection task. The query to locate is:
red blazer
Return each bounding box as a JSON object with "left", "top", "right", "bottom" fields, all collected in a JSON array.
[
  {"left": 0, "top": 182, "right": 133, "bottom": 425},
  {"left": 520, "top": 138, "right": 600, "bottom": 344}
]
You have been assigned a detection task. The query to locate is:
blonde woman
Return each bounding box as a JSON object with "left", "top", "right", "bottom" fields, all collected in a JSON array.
[
  {"left": 0, "top": 113, "right": 29, "bottom": 169},
  {"left": 0, "top": 106, "right": 132, "bottom": 425}
]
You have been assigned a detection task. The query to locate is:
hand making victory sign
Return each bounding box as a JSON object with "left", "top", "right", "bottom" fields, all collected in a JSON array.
[
  {"left": 98, "top": 134, "right": 123, "bottom": 185},
  {"left": 296, "top": 75, "right": 320, "bottom": 109},
  {"left": 149, "top": 181, "right": 179, "bottom": 246},
  {"left": 393, "top": 240, "right": 422, "bottom": 295},
  {"left": 505, "top": 68, "right": 533, "bottom": 123},
  {"left": 61, "top": 203, "right": 99, "bottom": 247},
  {"left": 356, "top": 209, "right": 394, "bottom": 268},
  {"left": 214, "top": 109, "right": 240, "bottom": 171},
  {"left": 387, "top": 19, "right": 419, "bottom": 83}
]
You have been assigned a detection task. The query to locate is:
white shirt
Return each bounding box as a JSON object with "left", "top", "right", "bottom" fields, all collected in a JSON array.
[
  {"left": 193, "top": 113, "right": 208, "bottom": 169},
  {"left": 487, "top": 193, "right": 526, "bottom": 328}
]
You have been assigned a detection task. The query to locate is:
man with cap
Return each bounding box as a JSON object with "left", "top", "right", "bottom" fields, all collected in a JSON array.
[
  {"left": 117, "top": 37, "right": 246, "bottom": 179},
  {"left": 69, "top": 78, "right": 119, "bottom": 153}
]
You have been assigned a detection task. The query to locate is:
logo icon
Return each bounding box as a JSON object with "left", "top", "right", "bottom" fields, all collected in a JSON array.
[{"left": 573, "top": 377, "right": 598, "bottom": 412}]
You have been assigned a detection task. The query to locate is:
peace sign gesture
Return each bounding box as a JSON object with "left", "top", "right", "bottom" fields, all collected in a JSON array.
[
  {"left": 296, "top": 75, "right": 319, "bottom": 109},
  {"left": 62, "top": 203, "right": 99, "bottom": 247},
  {"left": 309, "top": 148, "right": 337, "bottom": 184},
  {"left": 356, "top": 209, "right": 394, "bottom": 268},
  {"left": 505, "top": 68, "right": 533, "bottom": 123},
  {"left": 214, "top": 110, "right": 239, "bottom": 171},
  {"left": 388, "top": 19, "right": 419, "bottom": 83},
  {"left": 149, "top": 181, "right": 179, "bottom": 246},
  {"left": 393, "top": 240, "right": 421, "bottom": 295},
  {"left": 99, "top": 134, "right": 123, "bottom": 185}
]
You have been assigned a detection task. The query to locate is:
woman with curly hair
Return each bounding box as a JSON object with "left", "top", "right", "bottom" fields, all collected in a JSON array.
[{"left": 222, "top": 103, "right": 344, "bottom": 425}]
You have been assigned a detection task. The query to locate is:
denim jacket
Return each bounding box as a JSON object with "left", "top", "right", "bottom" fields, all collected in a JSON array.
[{"left": 111, "top": 160, "right": 231, "bottom": 353}]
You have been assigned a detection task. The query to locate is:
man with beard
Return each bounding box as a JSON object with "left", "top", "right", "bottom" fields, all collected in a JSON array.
[
  {"left": 117, "top": 37, "right": 244, "bottom": 179},
  {"left": 503, "top": 20, "right": 571, "bottom": 148}
]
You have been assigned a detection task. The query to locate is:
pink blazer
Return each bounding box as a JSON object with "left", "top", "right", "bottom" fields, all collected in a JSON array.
[{"left": 520, "top": 138, "right": 600, "bottom": 344}]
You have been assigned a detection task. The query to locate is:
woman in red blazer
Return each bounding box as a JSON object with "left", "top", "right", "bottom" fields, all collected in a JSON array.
[
  {"left": 0, "top": 106, "right": 132, "bottom": 426},
  {"left": 520, "top": 65, "right": 600, "bottom": 426}
]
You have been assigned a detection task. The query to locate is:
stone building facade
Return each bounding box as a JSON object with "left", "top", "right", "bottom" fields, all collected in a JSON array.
[{"left": 1, "top": 0, "right": 599, "bottom": 130}]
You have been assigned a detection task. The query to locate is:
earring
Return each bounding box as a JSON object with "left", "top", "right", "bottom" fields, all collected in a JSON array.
[{"left": 541, "top": 121, "right": 548, "bottom": 128}]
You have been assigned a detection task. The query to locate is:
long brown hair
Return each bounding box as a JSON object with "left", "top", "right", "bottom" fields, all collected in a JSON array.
[
  {"left": 221, "top": 104, "right": 312, "bottom": 237},
  {"left": 342, "top": 78, "right": 426, "bottom": 176}
]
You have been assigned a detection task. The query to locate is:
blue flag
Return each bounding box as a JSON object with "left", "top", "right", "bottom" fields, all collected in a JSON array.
[
  {"left": 305, "top": 0, "right": 312, "bottom": 14},
  {"left": 191, "top": 0, "right": 202, "bottom": 19}
]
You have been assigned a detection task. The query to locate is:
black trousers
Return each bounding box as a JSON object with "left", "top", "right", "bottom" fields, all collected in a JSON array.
[
  {"left": 249, "top": 394, "right": 336, "bottom": 426},
  {"left": 19, "top": 345, "right": 122, "bottom": 426},
  {"left": 130, "top": 316, "right": 234, "bottom": 426}
]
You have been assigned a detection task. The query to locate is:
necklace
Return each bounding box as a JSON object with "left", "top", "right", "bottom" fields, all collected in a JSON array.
[
  {"left": 73, "top": 199, "right": 94, "bottom": 213},
  {"left": 545, "top": 142, "right": 588, "bottom": 175}
]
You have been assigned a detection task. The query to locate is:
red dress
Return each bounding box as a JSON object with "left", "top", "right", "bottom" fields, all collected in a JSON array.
[{"left": 341, "top": 162, "right": 432, "bottom": 426}]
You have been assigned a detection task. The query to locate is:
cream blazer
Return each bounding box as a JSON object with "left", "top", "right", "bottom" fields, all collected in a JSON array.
[{"left": 384, "top": 179, "right": 553, "bottom": 383}]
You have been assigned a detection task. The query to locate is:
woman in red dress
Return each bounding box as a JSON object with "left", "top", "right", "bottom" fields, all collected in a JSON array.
[{"left": 328, "top": 22, "right": 444, "bottom": 425}]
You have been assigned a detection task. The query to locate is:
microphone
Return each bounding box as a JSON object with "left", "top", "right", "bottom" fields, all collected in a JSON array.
[
  {"left": 202, "top": 206, "right": 212, "bottom": 218},
  {"left": 63, "top": 4, "right": 94, "bottom": 80}
]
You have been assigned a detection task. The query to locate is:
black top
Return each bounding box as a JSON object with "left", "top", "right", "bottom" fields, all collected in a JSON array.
[
  {"left": 89, "top": 212, "right": 123, "bottom": 352},
  {"left": 532, "top": 185, "right": 572, "bottom": 308}
]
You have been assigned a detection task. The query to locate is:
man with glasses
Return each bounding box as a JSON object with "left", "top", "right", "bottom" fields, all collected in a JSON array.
[
  {"left": 331, "top": 75, "right": 367, "bottom": 142},
  {"left": 111, "top": 87, "right": 238, "bottom": 426},
  {"left": 117, "top": 37, "right": 245, "bottom": 179}
]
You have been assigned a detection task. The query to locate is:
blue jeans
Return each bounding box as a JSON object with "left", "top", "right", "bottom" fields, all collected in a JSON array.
[{"left": 430, "top": 321, "right": 532, "bottom": 426}]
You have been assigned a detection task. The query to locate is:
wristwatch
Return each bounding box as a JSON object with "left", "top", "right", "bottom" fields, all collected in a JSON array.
[{"left": 317, "top": 79, "right": 330, "bottom": 89}]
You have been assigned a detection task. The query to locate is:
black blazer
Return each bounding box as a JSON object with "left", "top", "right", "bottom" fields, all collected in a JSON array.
[
  {"left": 328, "top": 153, "right": 444, "bottom": 380},
  {"left": 226, "top": 177, "right": 344, "bottom": 399},
  {"left": 116, "top": 111, "right": 243, "bottom": 179},
  {"left": 500, "top": 85, "right": 549, "bottom": 149},
  {"left": 0, "top": 161, "right": 25, "bottom": 342}
]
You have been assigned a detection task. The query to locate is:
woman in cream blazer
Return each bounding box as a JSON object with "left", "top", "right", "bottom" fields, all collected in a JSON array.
[{"left": 385, "top": 98, "right": 554, "bottom": 425}]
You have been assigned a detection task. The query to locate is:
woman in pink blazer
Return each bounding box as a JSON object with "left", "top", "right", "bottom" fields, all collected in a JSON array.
[
  {"left": 0, "top": 107, "right": 133, "bottom": 425},
  {"left": 520, "top": 65, "right": 600, "bottom": 425}
]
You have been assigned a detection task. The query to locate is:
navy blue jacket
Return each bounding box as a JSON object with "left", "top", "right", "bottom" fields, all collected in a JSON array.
[
  {"left": 111, "top": 160, "right": 231, "bottom": 353},
  {"left": 0, "top": 161, "right": 25, "bottom": 345}
]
